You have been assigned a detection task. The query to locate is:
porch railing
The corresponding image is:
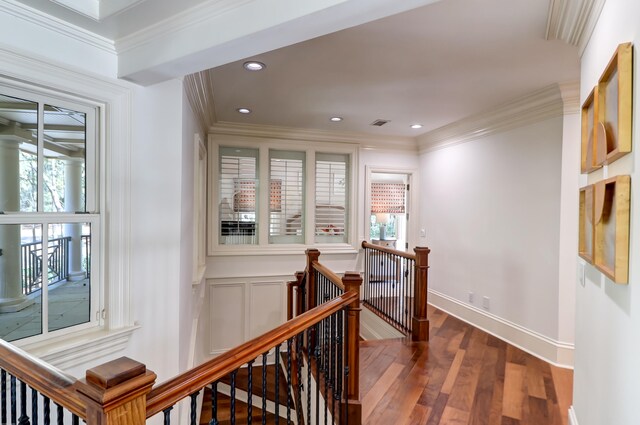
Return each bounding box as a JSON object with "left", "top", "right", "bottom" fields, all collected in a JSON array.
[
  {"left": 361, "top": 241, "right": 430, "bottom": 341},
  {"left": 0, "top": 248, "right": 360, "bottom": 425},
  {"left": 21, "top": 237, "right": 71, "bottom": 295}
]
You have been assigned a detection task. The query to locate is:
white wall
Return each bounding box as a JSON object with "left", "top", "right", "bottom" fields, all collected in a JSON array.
[
  {"left": 128, "top": 79, "right": 184, "bottom": 382},
  {"left": 419, "top": 116, "right": 565, "bottom": 357},
  {"left": 574, "top": 1, "right": 640, "bottom": 424}
]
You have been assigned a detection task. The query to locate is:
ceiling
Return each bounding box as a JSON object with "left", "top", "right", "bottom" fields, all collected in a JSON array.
[{"left": 11, "top": 0, "right": 581, "bottom": 139}]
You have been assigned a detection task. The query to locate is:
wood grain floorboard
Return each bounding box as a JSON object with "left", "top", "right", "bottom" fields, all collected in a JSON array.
[{"left": 361, "top": 306, "right": 572, "bottom": 425}]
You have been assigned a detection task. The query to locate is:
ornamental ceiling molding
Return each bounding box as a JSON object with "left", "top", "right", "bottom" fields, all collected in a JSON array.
[
  {"left": 0, "top": 0, "right": 115, "bottom": 54},
  {"left": 184, "top": 70, "right": 217, "bottom": 135},
  {"left": 209, "top": 122, "right": 418, "bottom": 153},
  {"left": 417, "top": 83, "right": 572, "bottom": 154},
  {"left": 546, "top": 0, "right": 607, "bottom": 55}
]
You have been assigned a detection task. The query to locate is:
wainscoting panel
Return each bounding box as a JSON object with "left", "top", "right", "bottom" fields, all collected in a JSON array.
[
  {"left": 209, "top": 282, "right": 245, "bottom": 355},
  {"left": 208, "top": 275, "right": 289, "bottom": 356}
]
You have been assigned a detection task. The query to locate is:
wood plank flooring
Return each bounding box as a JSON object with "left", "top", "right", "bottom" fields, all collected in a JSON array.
[{"left": 360, "top": 305, "right": 573, "bottom": 425}]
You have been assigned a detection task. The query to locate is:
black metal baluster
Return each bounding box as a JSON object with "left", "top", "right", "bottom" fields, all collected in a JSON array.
[
  {"left": 230, "top": 370, "right": 237, "bottom": 425},
  {"left": 247, "top": 361, "right": 253, "bottom": 425},
  {"left": 314, "top": 322, "right": 320, "bottom": 425},
  {"left": 306, "top": 327, "right": 312, "bottom": 425},
  {"left": 72, "top": 414, "right": 79, "bottom": 425},
  {"left": 335, "top": 311, "right": 344, "bottom": 425},
  {"left": 18, "top": 382, "right": 28, "bottom": 425},
  {"left": 209, "top": 381, "right": 218, "bottom": 425},
  {"left": 2, "top": 370, "right": 6, "bottom": 425},
  {"left": 286, "top": 339, "right": 292, "bottom": 425},
  {"left": 162, "top": 406, "right": 172, "bottom": 425},
  {"left": 274, "top": 345, "right": 280, "bottom": 425},
  {"left": 331, "top": 312, "right": 337, "bottom": 424},
  {"left": 10, "top": 376, "right": 16, "bottom": 425},
  {"left": 344, "top": 306, "right": 350, "bottom": 425},
  {"left": 323, "top": 313, "right": 329, "bottom": 425},
  {"left": 55, "top": 403, "right": 62, "bottom": 425},
  {"left": 261, "top": 353, "right": 267, "bottom": 425},
  {"left": 30, "top": 388, "right": 37, "bottom": 425},
  {"left": 43, "top": 397, "right": 50, "bottom": 425},
  {"left": 189, "top": 391, "right": 199, "bottom": 425}
]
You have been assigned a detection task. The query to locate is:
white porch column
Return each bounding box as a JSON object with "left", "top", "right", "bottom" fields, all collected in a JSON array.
[
  {"left": 0, "top": 138, "right": 33, "bottom": 312},
  {"left": 64, "top": 158, "right": 85, "bottom": 281}
]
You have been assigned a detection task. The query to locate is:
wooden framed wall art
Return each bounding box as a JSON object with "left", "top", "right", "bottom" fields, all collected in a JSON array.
[
  {"left": 581, "top": 89, "right": 602, "bottom": 173},
  {"left": 593, "top": 175, "right": 630, "bottom": 284},
  {"left": 579, "top": 185, "right": 595, "bottom": 262},
  {"left": 596, "top": 42, "right": 633, "bottom": 165}
]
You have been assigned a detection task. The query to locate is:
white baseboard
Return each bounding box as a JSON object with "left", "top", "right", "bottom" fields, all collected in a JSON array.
[
  {"left": 569, "top": 406, "right": 579, "bottom": 425},
  {"left": 360, "top": 306, "right": 405, "bottom": 340},
  {"left": 429, "top": 289, "right": 574, "bottom": 368}
]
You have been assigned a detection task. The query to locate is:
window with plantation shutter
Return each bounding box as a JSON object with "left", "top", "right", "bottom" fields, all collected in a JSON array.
[
  {"left": 269, "top": 150, "right": 305, "bottom": 244},
  {"left": 315, "top": 153, "right": 349, "bottom": 243},
  {"left": 219, "top": 147, "right": 259, "bottom": 245}
]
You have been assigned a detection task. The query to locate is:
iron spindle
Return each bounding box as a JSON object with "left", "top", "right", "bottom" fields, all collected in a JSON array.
[
  {"left": 324, "top": 312, "right": 328, "bottom": 425},
  {"left": 10, "top": 376, "right": 16, "bottom": 425},
  {"left": 209, "top": 382, "right": 219, "bottom": 425},
  {"left": 247, "top": 360, "right": 253, "bottom": 425},
  {"left": 56, "top": 403, "right": 62, "bottom": 425},
  {"left": 189, "top": 391, "right": 199, "bottom": 425},
  {"left": 72, "top": 415, "right": 79, "bottom": 425},
  {"left": 230, "top": 370, "right": 237, "bottom": 425},
  {"left": 307, "top": 327, "right": 312, "bottom": 425},
  {"left": 18, "top": 382, "right": 28, "bottom": 425},
  {"left": 275, "top": 345, "right": 280, "bottom": 425},
  {"left": 261, "top": 353, "right": 267, "bottom": 425},
  {"left": 43, "top": 397, "right": 50, "bottom": 425},
  {"left": 344, "top": 306, "right": 350, "bottom": 425},
  {"left": 336, "top": 310, "right": 344, "bottom": 424},
  {"left": 286, "top": 339, "right": 292, "bottom": 425},
  {"left": 162, "top": 406, "right": 172, "bottom": 425},
  {"left": 30, "top": 388, "right": 37, "bottom": 425},
  {"left": 2, "top": 370, "right": 6, "bottom": 425},
  {"left": 314, "top": 322, "right": 320, "bottom": 425}
]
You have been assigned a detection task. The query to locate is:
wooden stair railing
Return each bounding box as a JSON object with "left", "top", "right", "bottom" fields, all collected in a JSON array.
[
  {"left": 288, "top": 248, "right": 362, "bottom": 425},
  {"left": 361, "top": 241, "right": 431, "bottom": 341}
]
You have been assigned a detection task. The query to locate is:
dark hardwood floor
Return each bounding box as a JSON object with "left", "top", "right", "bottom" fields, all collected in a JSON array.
[{"left": 360, "top": 304, "right": 573, "bottom": 425}]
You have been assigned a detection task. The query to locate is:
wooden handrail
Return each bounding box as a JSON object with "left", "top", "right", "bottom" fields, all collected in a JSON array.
[
  {"left": 361, "top": 240, "right": 415, "bottom": 260},
  {"left": 312, "top": 262, "right": 345, "bottom": 291},
  {"left": 0, "top": 339, "right": 86, "bottom": 419},
  {"left": 146, "top": 291, "right": 359, "bottom": 418}
]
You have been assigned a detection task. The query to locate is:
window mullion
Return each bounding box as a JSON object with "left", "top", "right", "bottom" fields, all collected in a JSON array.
[
  {"left": 41, "top": 219, "right": 49, "bottom": 336},
  {"left": 37, "top": 103, "right": 44, "bottom": 213},
  {"left": 258, "top": 145, "right": 269, "bottom": 245},
  {"left": 305, "top": 150, "right": 316, "bottom": 244}
]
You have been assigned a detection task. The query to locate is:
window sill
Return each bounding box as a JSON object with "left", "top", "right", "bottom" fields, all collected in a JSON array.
[
  {"left": 15, "top": 325, "right": 140, "bottom": 372},
  {"left": 209, "top": 243, "right": 359, "bottom": 257}
]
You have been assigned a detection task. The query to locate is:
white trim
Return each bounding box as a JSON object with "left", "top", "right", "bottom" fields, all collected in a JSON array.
[
  {"left": 210, "top": 122, "right": 417, "bottom": 152},
  {"left": 360, "top": 307, "right": 404, "bottom": 340},
  {"left": 546, "top": 0, "right": 607, "bottom": 56},
  {"left": 568, "top": 406, "right": 579, "bottom": 425},
  {"left": 0, "top": 0, "right": 116, "bottom": 54},
  {"left": 18, "top": 326, "right": 139, "bottom": 370},
  {"left": 429, "top": 289, "right": 574, "bottom": 368},
  {"left": 417, "top": 84, "right": 565, "bottom": 153}
]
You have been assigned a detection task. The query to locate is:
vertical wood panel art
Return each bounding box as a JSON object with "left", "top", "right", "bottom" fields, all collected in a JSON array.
[
  {"left": 593, "top": 175, "right": 630, "bottom": 284},
  {"left": 581, "top": 89, "right": 602, "bottom": 173},
  {"left": 579, "top": 185, "right": 594, "bottom": 262},
  {"left": 596, "top": 42, "right": 633, "bottom": 165}
]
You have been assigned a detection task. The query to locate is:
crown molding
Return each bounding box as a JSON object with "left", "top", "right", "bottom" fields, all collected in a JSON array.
[
  {"left": 210, "top": 122, "right": 418, "bottom": 152},
  {"left": 558, "top": 80, "right": 580, "bottom": 114},
  {"left": 0, "top": 0, "right": 116, "bottom": 54},
  {"left": 184, "top": 70, "right": 217, "bottom": 133},
  {"left": 546, "top": 0, "right": 606, "bottom": 56},
  {"left": 115, "top": 0, "right": 254, "bottom": 53},
  {"left": 417, "top": 84, "right": 565, "bottom": 153}
]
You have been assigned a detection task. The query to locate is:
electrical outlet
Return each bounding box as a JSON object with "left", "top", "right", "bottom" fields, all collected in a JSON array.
[
  {"left": 483, "top": 296, "right": 490, "bottom": 310},
  {"left": 468, "top": 292, "right": 474, "bottom": 303}
]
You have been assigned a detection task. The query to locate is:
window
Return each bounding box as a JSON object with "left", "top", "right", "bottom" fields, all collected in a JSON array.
[
  {"left": 0, "top": 87, "right": 99, "bottom": 343},
  {"left": 315, "top": 153, "right": 349, "bottom": 243},
  {"left": 211, "top": 138, "right": 356, "bottom": 252},
  {"left": 219, "top": 147, "right": 258, "bottom": 245},
  {"left": 269, "top": 150, "right": 305, "bottom": 244}
]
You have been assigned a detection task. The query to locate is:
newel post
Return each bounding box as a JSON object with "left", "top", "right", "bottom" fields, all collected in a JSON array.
[
  {"left": 412, "top": 246, "right": 431, "bottom": 341},
  {"left": 305, "top": 248, "right": 320, "bottom": 311},
  {"left": 287, "top": 271, "right": 305, "bottom": 320},
  {"left": 76, "top": 357, "right": 156, "bottom": 425},
  {"left": 342, "top": 271, "right": 362, "bottom": 425}
]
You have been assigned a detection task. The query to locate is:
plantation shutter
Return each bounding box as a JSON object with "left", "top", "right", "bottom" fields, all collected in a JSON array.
[
  {"left": 315, "top": 153, "right": 349, "bottom": 243},
  {"left": 219, "top": 147, "right": 259, "bottom": 245},
  {"left": 269, "top": 150, "right": 305, "bottom": 244}
]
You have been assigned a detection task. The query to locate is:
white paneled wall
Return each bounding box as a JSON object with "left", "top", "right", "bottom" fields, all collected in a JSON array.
[{"left": 208, "top": 276, "right": 288, "bottom": 356}]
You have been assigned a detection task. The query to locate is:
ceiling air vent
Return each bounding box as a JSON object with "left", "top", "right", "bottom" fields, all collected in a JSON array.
[{"left": 371, "top": 119, "right": 390, "bottom": 127}]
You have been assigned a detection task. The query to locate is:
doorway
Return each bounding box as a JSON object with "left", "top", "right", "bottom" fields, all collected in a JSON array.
[{"left": 368, "top": 171, "right": 411, "bottom": 251}]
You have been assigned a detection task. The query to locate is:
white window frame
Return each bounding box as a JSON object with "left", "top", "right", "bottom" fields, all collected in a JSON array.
[
  {"left": 0, "top": 46, "right": 135, "bottom": 368},
  {"left": 208, "top": 134, "right": 358, "bottom": 256}
]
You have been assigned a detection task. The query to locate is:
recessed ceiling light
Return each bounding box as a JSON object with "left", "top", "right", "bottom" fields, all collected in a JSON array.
[
  {"left": 330, "top": 117, "right": 343, "bottom": 122},
  {"left": 243, "top": 61, "right": 266, "bottom": 71},
  {"left": 237, "top": 108, "right": 251, "bottom": 114},
  {"left": 410, "top": 124, "right": 423, "bottom": 129}
]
